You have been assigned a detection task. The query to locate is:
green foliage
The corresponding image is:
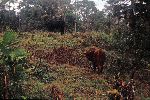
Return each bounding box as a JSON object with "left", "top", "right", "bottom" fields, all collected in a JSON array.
[
  {"left": 2, "top": 31, "right": 16, "bottom": 45},
  {"left": 0, "top": 30, "right": 27, "bottom": 99},
  {"left": 106, "top": 0, "right": 150, "bottom": 55},
  {"left": 145, "top": 98, "right": 150, "bottom": 100},
  {"left": 0, "top": 0, "right": 108, "bottom": 33},
  {"left": 0, "top": 30, "right": 27, "bottom": 63},
  {"left": 9, "top": 49, "right": 27, "bottom": 61},
  {"left": 21, "top": 96, "right": 27, "bottom": 100},
  {"left": 100, "top": 32, "right": 113, "bottom": 44},
  {"left": 74, "top": 0, "right": 99, "bottom": 32},
  {"left": 65, "top": 11, "right": 76, "bottom": 33},
  {"left": 5, "top": 31, "right": 147, "bottom": 99},
  {"left": 33, "top": 63, "right": 57, "bottom": 83},
  {"left": 22, "top": 80, "right": 46, "bottom": 99}
]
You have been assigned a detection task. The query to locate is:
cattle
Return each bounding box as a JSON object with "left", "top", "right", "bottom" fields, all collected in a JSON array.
[
  {"left": 45, "top": 20, "right": 65, "bottom": 35},
  {"left": 84, "top": 46, "right": 106, "bottom": 73}
]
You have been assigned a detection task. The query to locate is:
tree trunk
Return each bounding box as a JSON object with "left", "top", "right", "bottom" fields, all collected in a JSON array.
[{"left": 3, "top": 71, "right": 8, "bottom": 99}]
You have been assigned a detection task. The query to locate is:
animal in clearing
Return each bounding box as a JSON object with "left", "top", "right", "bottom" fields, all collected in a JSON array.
[
  {"left": 45, "top": 20, "right": 65, "bottom": 35},
  {"left": 84, "top": 46, "right": 106, "bottom": 73}
]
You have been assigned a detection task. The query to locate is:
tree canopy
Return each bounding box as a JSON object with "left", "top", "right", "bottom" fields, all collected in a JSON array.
[{"left": 0, "top": 0, "right": 108, "bottom": 32}]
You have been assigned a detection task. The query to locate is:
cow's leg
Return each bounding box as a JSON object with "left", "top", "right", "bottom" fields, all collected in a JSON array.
[
  {"left": 98, "top": 64, "right": 104, "bottom": 74},
  {"left": 100, "top": 65, "right": 104, "bottom": 73},
  {"left": 89, "top": 61, "right": 93, "bottom": 70},
  {"left": 60, "top": 24, "right": 65, "bottom": 35},
  {"left": 62, "top": 27, "right": 65, "bottom": 35},
  {"left": 92, "top": 62, "right": 96, "bottom": 72},
  {"left": 97, "top": 65, "right": 101, "bottom": 74}
]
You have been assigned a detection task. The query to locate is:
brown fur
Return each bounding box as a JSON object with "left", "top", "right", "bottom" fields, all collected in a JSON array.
[{"left": 84, "top": 46, "right": 106, "bottom": 73}]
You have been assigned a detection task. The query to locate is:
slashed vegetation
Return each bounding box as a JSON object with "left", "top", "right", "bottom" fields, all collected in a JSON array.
[{"left": 0, "top": 31, "right": 146, "bottom": 99}]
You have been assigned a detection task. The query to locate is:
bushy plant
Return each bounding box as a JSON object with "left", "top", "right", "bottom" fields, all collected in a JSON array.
[{"left": 0, "top": 30, "right": 27, "bottom": 99}]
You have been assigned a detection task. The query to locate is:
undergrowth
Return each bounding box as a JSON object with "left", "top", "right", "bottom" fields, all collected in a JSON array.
[{"left": 0, "top": 31, "right": 148, "bottom": 99}]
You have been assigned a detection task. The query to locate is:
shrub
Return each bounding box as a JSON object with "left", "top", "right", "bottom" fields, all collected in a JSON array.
[{"left": 0, "top": 30, "right": 27, "bottom": 99}]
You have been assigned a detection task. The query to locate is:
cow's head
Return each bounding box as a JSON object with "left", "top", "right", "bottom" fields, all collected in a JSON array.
[{"left": 84, "top": 46, "right": 97, "bottom": 62}]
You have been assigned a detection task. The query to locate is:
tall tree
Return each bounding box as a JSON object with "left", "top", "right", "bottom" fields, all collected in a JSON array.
[
  {"left": 74, "top": 0, "right": 98, "bottom": 32},
  {"left": 105, "top": 0, "right": 150, "bottom": 78},
  {"left": 19, "top": 0, "right": 72, "bottom": 31},
  {"left": 0, "top": 0, "right": 19, "bottom": 32}
]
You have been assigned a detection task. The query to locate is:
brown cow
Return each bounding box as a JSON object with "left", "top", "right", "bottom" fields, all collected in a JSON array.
[{"left": 84, "top": 46, "right": 106, "bottom": 73}]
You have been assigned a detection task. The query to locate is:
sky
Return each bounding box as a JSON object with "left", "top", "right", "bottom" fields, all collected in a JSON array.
[
  {"left": 72, "top": 0, "right": 106, "bottom": 11},
  {"left": 91, "top": 0, "right": 106, "bottom": 10}
]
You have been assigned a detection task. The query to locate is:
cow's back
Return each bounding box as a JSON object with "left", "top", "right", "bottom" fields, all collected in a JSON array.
[{"left": 94, "top": 48, "right": 106, "bottom": 65}]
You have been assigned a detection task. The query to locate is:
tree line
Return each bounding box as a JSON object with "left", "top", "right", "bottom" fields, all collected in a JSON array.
[
  {"left": 0, "top": 0, "right": 109, "bottom": 33},
  {"left": 105, "top": 0, "right": 150, "bottom": 78}
]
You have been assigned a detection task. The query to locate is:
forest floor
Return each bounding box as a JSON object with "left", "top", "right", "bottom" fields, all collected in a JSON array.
[{"left": 1, "top": 31, "right": 149, "bottom": 99}]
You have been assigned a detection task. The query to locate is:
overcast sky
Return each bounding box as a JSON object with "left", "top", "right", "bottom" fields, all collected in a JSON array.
[
  {"left": 91, "top": 0, "right": 106, "bottom": 10},
  {"left": 71, "top": 0, "right": 106, "bottom": 10}
]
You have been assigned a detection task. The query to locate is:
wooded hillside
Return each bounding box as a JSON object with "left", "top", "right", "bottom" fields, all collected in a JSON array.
[{"left": 0, "top": 0, "right": 150, "bottom": 99}]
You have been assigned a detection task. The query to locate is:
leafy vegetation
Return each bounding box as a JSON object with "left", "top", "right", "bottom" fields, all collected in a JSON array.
[
  {"left": 0, "top": 0, "right": 150, "bottom": 99},
  {"left": 0, "top": 31, "right": 149, "bottom": 99},
  {"left": 0, "top": 30, "right": 27, "bottom": 99}
]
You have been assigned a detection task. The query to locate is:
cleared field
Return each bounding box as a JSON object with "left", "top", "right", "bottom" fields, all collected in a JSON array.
[{"left": 17, "top": 32, "right": 111, "bottom": 99}]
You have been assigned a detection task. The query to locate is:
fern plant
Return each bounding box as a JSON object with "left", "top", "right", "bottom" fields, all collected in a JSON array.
[{"left": 0, "top": 30, "right": 27, "bottom": 99}]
